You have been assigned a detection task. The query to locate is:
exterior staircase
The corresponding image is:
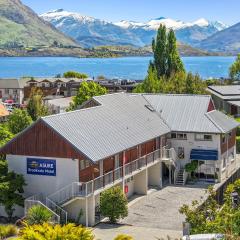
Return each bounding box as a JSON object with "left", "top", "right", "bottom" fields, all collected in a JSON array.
[{"left": 175, "top": 168, "right": 185, "bottom": 185}]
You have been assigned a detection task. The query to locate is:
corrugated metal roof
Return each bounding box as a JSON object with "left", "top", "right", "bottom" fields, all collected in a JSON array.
[
  {"left": 143, "top": 94, "right": 223, "bottom": 133},
  {"left": 206, "top": 110, "right": 239, "bottom": 133},
  {"left": 42, "top": 93, "right": 170, "bottom": 162},
  {"left": 207, "top": 85, "right": 240, "bottom": 99}
]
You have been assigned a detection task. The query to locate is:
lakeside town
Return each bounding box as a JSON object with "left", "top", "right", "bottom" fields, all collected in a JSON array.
[{"left": 1, "top": 1, "right": 240, "bottom": 240}]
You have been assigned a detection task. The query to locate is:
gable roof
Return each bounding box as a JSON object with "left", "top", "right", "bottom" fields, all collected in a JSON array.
[
  {"left": 1, "top": 93, "right": 238, "bottom": 162},
  {"left": 0, "top": 79, "right": 24, "bottom": 89},
  {"left": 207, "top": 85, "right": 240, "bottom": 100},
  {"left": 42, "top": 93, "right": 170, "bottom": 162},
  {"left": 206, "top": 110, "right": 239, "bottom": 133},
  {"left": 143, "top": 94, "right": 239, "bottom": 133}
]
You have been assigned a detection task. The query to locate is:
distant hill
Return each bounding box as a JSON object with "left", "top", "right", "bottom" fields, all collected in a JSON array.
[
  {"left": 199, "top": 22, "right": 240, "bottom": 54},
  {"left": 0, "top": 0, "right": 78, "bottom": 48}
]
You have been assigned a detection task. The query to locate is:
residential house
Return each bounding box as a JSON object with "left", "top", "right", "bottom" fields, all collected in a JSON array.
[
  {"left": 0, "top": 79, "right": 24, "bottom": 104},
  {"left": 0, "top": 93, "right": 239, "bottom": 226},
  {"left": 207, "top": 85, "right": 240, "bottom": 116}
]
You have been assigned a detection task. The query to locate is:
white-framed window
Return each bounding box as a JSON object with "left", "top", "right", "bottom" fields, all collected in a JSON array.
[
  {"left": 171, "top": 132, "right": 187, "bottom": 140},
  {"left": 4, "top": 89, "right": 9, "bottom": 94},
  {"left": 178, "top": 147, "right": 185, "bottom": 159},
  {"left": 195, "top": 134, "right": 213, "bottom": 141}
]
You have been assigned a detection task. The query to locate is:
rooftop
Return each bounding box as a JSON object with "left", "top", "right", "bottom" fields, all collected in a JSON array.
[
  {"left": 207, "top": 85, "right": 240, "bottom": 100},
  {"left": 0, "top": 78, "right": 24, "bottom": 89}
]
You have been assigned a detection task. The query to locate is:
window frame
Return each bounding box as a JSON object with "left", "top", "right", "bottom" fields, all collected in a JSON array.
[{"left": 195, "top": 133, "right": 213, "bottom": 141}]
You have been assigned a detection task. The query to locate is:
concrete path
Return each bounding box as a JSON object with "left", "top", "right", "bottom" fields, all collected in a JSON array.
[{"left": 93, "top": 185, "right": 208, "bottom": 240}]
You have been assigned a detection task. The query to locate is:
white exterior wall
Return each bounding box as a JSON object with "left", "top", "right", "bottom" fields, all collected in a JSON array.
[
  {"left": 169, "top": 132, "right": 221, "bottom": 168},
  {"left": 0, "top": 89, "right": 23, "bottom": 104},
  {"left": 7, "top": 155, "right": 79, "bottom": 198}
]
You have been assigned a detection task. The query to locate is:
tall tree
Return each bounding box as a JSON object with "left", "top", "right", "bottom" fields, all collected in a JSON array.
[
  {"left": 230, "top": 54, "right": 240, "bottom": 80},
  {"left": 27, "top": 87, "right": 49, "bottom": 121},
  {"left": 8, "top": 109, "right": 32, "bottom": 135},
  {"left": 167, "top": 29, "right": 185, "bottom": 77},
  {"left": 153, "top": 24, "right": 167, "bottom": 78}
]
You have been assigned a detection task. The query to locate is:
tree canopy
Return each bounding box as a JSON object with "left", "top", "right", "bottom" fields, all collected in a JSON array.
[
  {"left": 68, "top": 81, "right": 107, "bottom": 111},
  {"left": 63, "top": 71, "right": 88, "bottom": 79},
  {"left": 27, "top": 87, "right": 49, "bottom": 121},
  {"left": 230, "top": 54, "right": 240, "bottom": 80},
  {"left": 7, "top": 109, "right": 32, "bottom": 135},
  {"left": 134, "top": 24, "right": 205, "bottom": 95},
  {"left": 0, "top": 125, "right": 14, "bottom": 147},
  {"left": 0, "top": 159, "right": 26, "bottom": 221},
  {"left": 100, "top": 186, "right": 128, "bottom": 223},
  {"left": 180, "top": 180, "right": 240, "bottom": 237}
]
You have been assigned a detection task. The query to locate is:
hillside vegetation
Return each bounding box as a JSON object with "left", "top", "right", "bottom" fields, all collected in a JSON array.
[{"left": 0, "top": 0, "right": 78, "bottom": 48}]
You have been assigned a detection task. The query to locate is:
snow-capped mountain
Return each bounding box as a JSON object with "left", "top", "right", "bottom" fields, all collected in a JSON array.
[
  {"left": 115, "top": 17, "right": 227, "bottom": 31},
  {"left": 41, "top": 10, "right": 228, "bottom": 48},
  {"left": 41, "top": 9, "right": 144, "bottom": 48}
]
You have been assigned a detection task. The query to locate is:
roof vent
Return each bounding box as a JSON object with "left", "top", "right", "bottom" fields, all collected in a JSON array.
[{"left": 145, "top": 105, "right": 155, "bottom": 112}]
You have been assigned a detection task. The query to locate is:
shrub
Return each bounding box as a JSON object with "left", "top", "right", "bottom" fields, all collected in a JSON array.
[
  {"left": 100, "top": 186, "right": 128, "bottom": 223},
  {"left": 19, "top": 223, "right": 94, "bottom": 240},
  {"left": 0, "top": 224, "right": 17, "bottom": 239},
  {"left": 114, "top": 234, "right": 134, "bottom": 240},
  {"left": 26, "top": 205, "right": 53, "bottom": 225}
]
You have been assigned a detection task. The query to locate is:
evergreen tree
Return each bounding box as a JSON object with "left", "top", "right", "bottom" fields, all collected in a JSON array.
[
  {"left": 167, "top": 29, "right": 185, "bottom": 77},
  {"left": 153, "top": 24, "right": 167, "bottom": 78}
]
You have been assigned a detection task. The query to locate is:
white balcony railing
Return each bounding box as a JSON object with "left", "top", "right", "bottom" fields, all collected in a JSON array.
[{"left": 48, "top": 148, "right": 166, "bottom": 205}]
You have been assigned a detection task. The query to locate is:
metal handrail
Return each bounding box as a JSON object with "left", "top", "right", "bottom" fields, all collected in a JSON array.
[
  {"left": 24, "top": 199, "right": 60, "bottom": 224},
  {"left": 47, "top": 148, "right": 162, "bottom": 205}
]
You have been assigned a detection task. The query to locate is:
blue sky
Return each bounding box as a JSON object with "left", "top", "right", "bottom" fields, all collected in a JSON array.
[{"left": 22, "top": 0, "right": 240, "bottom": 25}]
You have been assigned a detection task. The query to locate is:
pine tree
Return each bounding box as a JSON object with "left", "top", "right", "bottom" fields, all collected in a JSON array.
[
  {"left": 167, "top": 29, "right": 185, "bottom": 77},
  {"left": 153, "top": 24, "right": 167, "bottom": 78}
]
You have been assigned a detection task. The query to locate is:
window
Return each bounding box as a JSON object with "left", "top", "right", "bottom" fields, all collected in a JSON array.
[
  {"left": 80, "top": 160, "right": 85, "bottom": 170},
  {"left": 4, "top": 89, "right": 9, "bottom": 94},
  {"left": 171, "top": 133, "right": 177, "bottom": 139},
  {"left": 195, "top": 134, "right": 213, "bottom": 141},
  {"left": 222, "top": 135, "right": 226, "bottom": 144},
  {"left": 222, "top": 158, "right": 226, "bottom": 169},
  {"left": 171, "top": 132, "right": 187, "bottom": 140},
  {"left": 178, "top": 147, "right": 185, "bottom": 159}
]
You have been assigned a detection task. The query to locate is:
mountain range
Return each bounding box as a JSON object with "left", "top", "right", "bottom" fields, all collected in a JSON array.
[
  {"left": 0, "top": 1, "right": 240, "bottom": 56},
  {"left": 41, "top": 9, "right": 230, "bottom": 50}
]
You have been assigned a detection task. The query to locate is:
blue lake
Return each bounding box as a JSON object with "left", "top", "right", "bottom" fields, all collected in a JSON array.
[{"left": 0, "top": 56, "right": 236, "bottom": 80}]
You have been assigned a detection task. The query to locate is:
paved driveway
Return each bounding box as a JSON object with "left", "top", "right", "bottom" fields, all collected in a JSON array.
[
  {"left": 93, "top": 185, "right": 208, "bottom": 240},
  {"left": 121, "top": 185, "right": 207, "bottom": 231}
]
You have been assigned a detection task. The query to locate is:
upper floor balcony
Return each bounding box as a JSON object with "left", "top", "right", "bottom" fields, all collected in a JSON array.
[{"left": 47, "top": 147, "right": 176, "bottom": 206}]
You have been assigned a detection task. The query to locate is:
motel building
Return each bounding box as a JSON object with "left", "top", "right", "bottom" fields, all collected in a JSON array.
[{"left": 0, "top": 93, "right": 239, "bottom": 226}]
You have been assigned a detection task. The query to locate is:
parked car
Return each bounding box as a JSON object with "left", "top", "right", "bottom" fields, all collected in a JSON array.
[{"left": 183, "top": 234, "right": 224, "bottom": 240}]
